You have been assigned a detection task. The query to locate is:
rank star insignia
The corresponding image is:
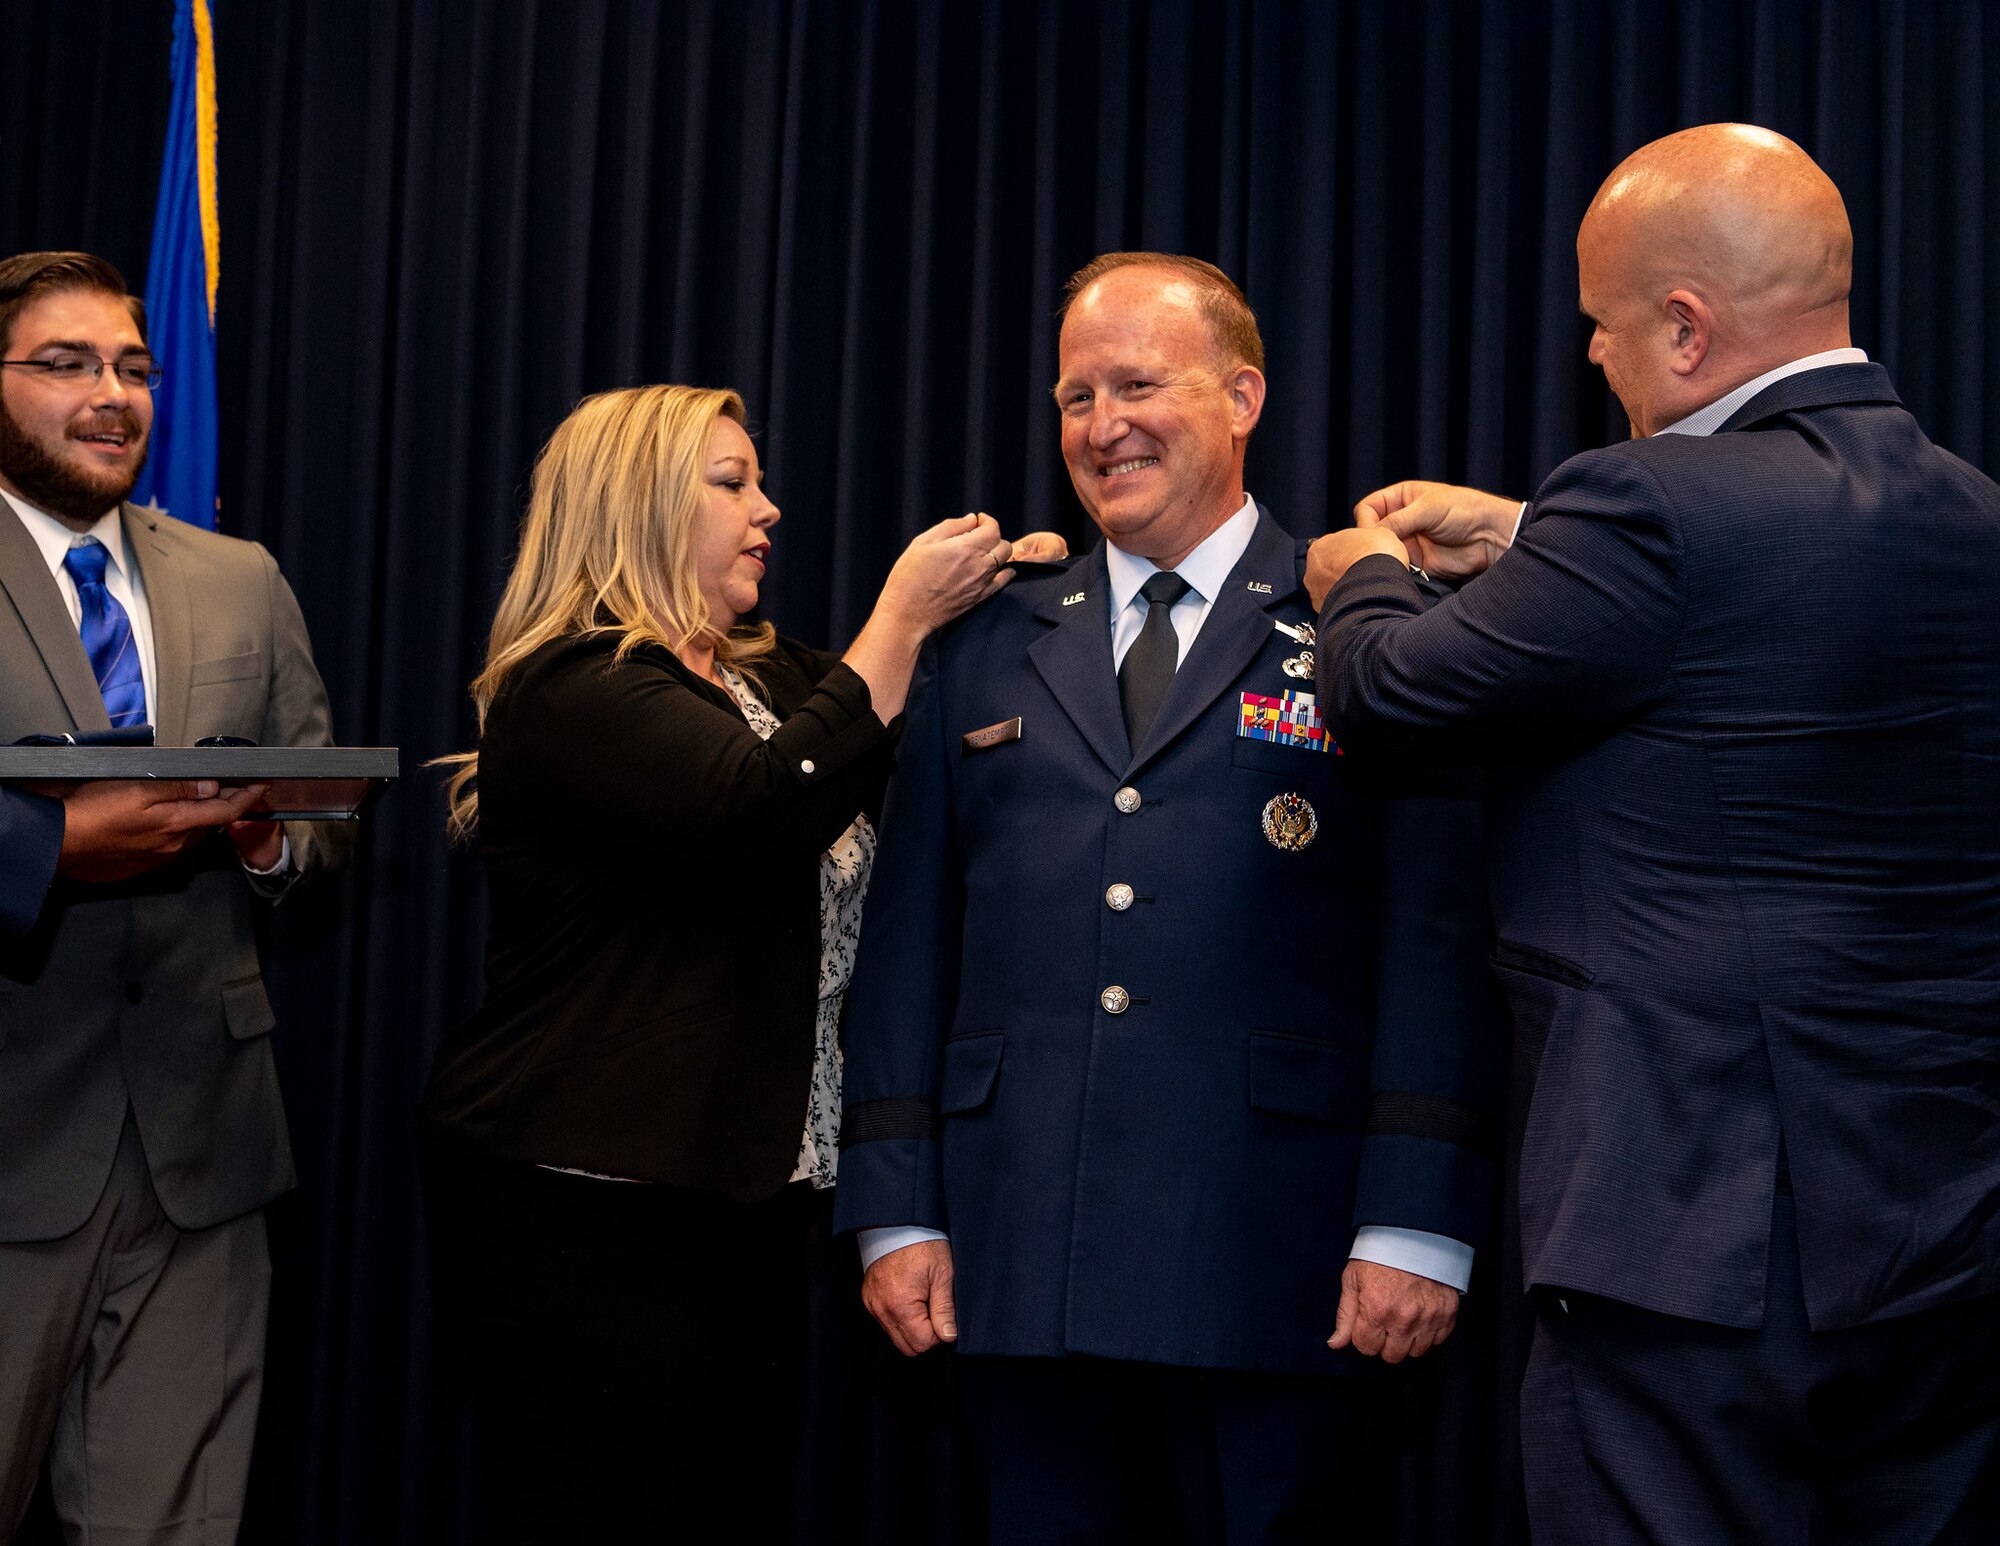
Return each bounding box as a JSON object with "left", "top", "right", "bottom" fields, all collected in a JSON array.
[{"left": 1261, "top": 792, "right": 1319, "bottom": 852}]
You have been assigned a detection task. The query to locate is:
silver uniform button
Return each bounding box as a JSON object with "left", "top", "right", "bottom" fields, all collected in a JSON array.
[
  {"left": 1114, "top": 786, "right": 1142, "bottom": 814},
  {"left": 1100, "top": 985, "right": 1130, "bottom": 1015},
  {"left": 1105, "top": 883, "right": 1134, "bottom": 912},
  {"left": 800, "top": 759, "right": 815, "bottom": 774}
]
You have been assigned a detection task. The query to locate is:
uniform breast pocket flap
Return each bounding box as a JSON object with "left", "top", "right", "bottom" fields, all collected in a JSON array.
[
  {"left": 1247, "top": 1032, "right": 1368, "bottom": 1127},
  {"left": 939, "top": 1033, "right": 1004, "bottom": 1115},
  {"left": 1230, "top": 735, "right": 1336, "bottom": 778},
  {"left": 190, "top": 650, "right": 265, "bottom": 688}
]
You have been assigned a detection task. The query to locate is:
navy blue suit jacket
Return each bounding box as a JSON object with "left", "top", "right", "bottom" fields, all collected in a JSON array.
[
  {"left": 1318, "top": 364, "right": 2000, "bottom": 1331},
  {"left": 836, "top": 508, "right": 1505, "bottom": 1377}
]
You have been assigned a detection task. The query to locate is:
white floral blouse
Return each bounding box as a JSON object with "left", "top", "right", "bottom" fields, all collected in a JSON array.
[{"left": 718, "top": 665, "right": 874, "bottom": 1190}]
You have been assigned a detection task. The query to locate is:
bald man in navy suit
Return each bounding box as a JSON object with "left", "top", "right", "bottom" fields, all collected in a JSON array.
[{"left": 1310, "top": 126, "right": 2000, "bottom": 1545}]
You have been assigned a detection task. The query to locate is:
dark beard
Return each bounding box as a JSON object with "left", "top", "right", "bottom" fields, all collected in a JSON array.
[{"left": 0, "top": 394, "right": 148, "bottom": 528}]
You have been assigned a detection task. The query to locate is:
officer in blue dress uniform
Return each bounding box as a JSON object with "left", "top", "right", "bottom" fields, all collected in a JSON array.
[{"left": 836, "top": 252, "right": 1506, "bottom": 1543}]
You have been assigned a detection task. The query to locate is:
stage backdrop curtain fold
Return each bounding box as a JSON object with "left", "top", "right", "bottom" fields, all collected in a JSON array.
[{"left": 2, "top": 3, "right": 1994, "bottom": 1542}]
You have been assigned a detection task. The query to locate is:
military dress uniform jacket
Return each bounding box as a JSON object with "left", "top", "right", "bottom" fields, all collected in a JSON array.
[
  {"left": 835, "top": 507, "right": 1506, "bottom": 1377},
  {"left": 0, "top": 501, "right": 348, "bottom": 1242}
]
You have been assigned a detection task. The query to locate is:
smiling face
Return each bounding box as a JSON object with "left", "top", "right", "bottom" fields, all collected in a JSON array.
[
  {"left": 691, "top": 415, "right": 779, "bottom": 628},
  {"left": 1054, "top": 266, "right": 1264, "bottom": 568},
  {"left": 0, "top": 287, "right": 154, "bottom": 528}
]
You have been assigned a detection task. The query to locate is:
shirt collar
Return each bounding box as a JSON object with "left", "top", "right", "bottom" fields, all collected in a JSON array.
[
  {"left": 1104, "top": 492, "right": 1258, "bottom": 617},
  {"left": 1651, "top": 348, "right": 1869, "bottom": 439},
  {"left": 2, "top": 488, "right": 132, "bottom": 580}
]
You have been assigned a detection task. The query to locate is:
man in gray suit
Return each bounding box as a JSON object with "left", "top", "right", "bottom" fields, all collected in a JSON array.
[{"left": 0, "top": 251, "right": 347, "bottom": 1543}]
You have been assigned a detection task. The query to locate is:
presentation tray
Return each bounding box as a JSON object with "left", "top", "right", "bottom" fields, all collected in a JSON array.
[{"left": 0, "top": 746, "right": 399, "bottom": 821}]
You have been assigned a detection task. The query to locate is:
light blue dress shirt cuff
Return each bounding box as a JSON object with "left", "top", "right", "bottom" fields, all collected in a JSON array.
[
  {"left": 861, "top": 1223, "right": 1470, "bottom": 1293},
  {"left": 1348, "top": 1225, "right": 1474, "bottom": 1292},
  {"left": 1507, "top": 501, "right": 1528, "bottom": 547},
  {"left": 858, "top": 1224, "right": 949, "bottom": 1271}
]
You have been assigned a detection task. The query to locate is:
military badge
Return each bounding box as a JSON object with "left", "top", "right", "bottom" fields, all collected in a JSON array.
[
  {"left": 1261, "top": 792, "right": 1319, "bottom": 852},
  {"left": 1237, "top": 690, "right": 1333, "bottom": 753},
  {"left": 1274, "top": 619, "right": 1316, "bottom": 679}
]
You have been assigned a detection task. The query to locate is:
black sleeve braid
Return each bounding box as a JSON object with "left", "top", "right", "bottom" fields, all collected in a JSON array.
[
  {"left": 1365, "top": 1091, "right": 1501, "bottom": 1156},
  {"left": 840, "top": 1097, "right": 938, "bottom": 1148}
]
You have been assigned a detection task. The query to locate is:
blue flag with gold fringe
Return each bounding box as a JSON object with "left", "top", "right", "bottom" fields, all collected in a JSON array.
[{"left": 131, "top": 0, "right": 220, "bottom": 530}]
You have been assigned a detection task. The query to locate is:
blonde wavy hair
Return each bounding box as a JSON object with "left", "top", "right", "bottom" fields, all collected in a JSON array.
[{"left": 440, "top": 384, "right": 776, "bottom": 838}]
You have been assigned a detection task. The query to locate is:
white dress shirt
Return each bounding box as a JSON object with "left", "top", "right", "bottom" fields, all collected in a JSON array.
[
  {"left": 862, "top": 493, "right": 1475, "bottom": 1292},
  {"left": 1105, "top": 494, "right": 1260, "bottom": 670},
  {"left": 4, "top": 489, "right": 160, "bottom": 727},
  {"left": 1504, "top": 349, "right": 1872, "bottom": 545},
  {"left": 1650, "top": 347, "right": 1868, "bottom": 438}
]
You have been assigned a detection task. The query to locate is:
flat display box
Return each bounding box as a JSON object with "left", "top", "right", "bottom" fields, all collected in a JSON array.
[{"left": 0, "top": 746, "right": 399, "bottom": 821}]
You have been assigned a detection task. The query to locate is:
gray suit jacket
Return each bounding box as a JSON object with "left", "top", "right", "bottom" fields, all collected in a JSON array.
[{"left": 0, "top": 502, "right": 348, "bottom": 1241}]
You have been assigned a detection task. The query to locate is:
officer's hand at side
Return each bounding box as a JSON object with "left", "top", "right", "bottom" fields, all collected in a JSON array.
[
  {"left": 861, "top": 1238, "right": 958, "bottom": 1357},
  {"left": 58, "top": 779, "right": 264, "bottom": 883},
  {"left": 1328, "top": 1258, "right": 1459, "bottom": 1364}
]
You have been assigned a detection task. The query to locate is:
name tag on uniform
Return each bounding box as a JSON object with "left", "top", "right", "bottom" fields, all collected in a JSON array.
[
  {"left": 961, "top": 717, "right": 1024, "bottom": 755},
  {"left": 1237, "top": 691, "right": 1333, "bottom": 754}
]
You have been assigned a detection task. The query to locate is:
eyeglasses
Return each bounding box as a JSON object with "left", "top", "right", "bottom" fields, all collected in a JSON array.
[{"left": 0, "top": 352, "right": 164, "bottom": 391}]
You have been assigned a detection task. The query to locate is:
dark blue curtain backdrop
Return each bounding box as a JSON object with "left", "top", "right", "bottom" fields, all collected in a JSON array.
[{"left": 4, "top": 2, "right": 1997, "bottom": 1542}]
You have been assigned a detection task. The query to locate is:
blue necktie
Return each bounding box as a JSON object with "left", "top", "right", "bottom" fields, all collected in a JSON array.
[{"left": 62, "top": 541, "right": 148, "bottom": 729}]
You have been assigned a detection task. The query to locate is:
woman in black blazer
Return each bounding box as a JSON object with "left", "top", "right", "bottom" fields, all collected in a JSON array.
[{"left": 423, "top": 384, "right": 1040, "bottom": 1542}]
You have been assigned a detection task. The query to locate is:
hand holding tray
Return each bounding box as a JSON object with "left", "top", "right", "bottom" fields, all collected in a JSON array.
[{"left": 0, "top": 745, "right": 399, "bottom": 821}]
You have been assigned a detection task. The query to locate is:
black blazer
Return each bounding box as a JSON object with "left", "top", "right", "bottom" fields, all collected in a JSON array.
[
  {"left": 1320, "top": 364, "right": 2000, "bottom": 1332},
  {"left": 422, "top": 630, "right": 896, "bottom": 1202}
]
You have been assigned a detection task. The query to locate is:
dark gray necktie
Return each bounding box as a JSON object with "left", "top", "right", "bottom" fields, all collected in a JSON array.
[{"left": 1118, "top": 571, "right": 1192, "bottom": 748}]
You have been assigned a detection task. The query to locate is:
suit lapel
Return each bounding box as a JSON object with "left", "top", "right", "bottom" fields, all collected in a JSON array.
[
  {"left": 1127, "top": 509, "right": 1300, "bottom": 772},
  {"left": 125, "top": 504, "right": 193, "bottom": 746},
  {"left": 0, "top": 499, "right": 110, "bottom": 733},
  {"left": 1027, "top": 545, "right": 1130, "bottom": 777}
]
